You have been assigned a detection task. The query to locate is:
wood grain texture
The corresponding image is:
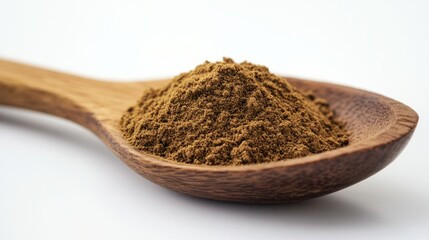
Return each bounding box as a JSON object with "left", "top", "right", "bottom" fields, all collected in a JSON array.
[{"left": 0, "top": 59, "right": 419, "bottom": 203}]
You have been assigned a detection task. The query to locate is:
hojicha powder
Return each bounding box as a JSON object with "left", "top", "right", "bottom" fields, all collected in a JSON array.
[{"left": 120, "top": 58, "right": 348, "bottom": 166}]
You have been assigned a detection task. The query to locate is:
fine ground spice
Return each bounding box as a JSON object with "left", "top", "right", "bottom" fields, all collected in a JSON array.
[{"left": 120, "top": 58, "right": 348, "bottom": 166}]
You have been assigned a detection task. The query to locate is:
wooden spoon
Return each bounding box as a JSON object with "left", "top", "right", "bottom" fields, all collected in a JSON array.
[{"left": 0, "top": 59, "right": 418, "bottom": 203}]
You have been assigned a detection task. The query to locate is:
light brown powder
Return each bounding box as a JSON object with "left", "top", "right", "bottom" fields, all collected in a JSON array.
[{"left": 120, "top": 58, "right": 348, "bottom": 165}]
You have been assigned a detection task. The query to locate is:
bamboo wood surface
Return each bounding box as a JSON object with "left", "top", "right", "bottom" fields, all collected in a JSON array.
[{"left": 0, "top": 59, "right": 418, "bottom": 203}]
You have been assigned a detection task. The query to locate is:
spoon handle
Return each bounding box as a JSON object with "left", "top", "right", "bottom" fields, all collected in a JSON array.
[{"left": 0, "top": 59, "right": 101, "bottom": 122}]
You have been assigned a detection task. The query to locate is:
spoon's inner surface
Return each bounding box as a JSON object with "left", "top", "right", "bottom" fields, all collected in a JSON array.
[
  {"left": 112, "top": 78, "right": 394, "bottom": 165},
  {"left": 288, "top": 79, "right": 395, "bottom": 145}
]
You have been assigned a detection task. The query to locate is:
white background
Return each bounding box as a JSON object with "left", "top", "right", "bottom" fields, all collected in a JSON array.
[{"left": 0, "top": 0, "right": 428, "bottom": 239}]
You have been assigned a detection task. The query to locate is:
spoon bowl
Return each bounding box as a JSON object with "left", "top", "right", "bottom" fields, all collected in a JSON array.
[{"left": 0, "top": 59, "right": 418, "bottom": 203}]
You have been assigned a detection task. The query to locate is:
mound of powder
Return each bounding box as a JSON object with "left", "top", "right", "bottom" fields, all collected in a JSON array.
[{"left": 120, "top": 58, "right": 348, "bottom": 165}]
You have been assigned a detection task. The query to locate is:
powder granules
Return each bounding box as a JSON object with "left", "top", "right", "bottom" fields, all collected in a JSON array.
[{"left": 120, "top": 58, "right": 348, "bottom": 166}]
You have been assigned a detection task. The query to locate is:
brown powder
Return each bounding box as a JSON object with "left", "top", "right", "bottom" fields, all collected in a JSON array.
[{"left": 120, "top": 58, "right": 348, "bottom": 166}]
